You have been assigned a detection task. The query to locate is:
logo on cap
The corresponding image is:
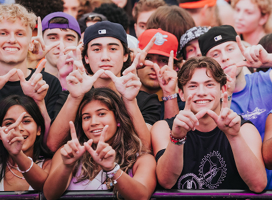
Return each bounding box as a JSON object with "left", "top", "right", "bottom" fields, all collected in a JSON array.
[
  {"left": 154, "top": 32, "right": 168, "bottom": 46},
  {"left": 98, "top": 29, "right": 106, "bottom": 34},
  {"left": 214, "top": 35, "right": 222, "bottom": 42}
]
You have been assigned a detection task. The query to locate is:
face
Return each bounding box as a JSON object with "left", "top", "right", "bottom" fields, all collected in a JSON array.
[
  {"left": 137, "top": 54, "right": 169, "bottom": 93},
  {"left": 43, "top": 28, "right": 78, "bottom": 67},
  {"left": 206, "top": 41, "right": 243, "bottom": 76},
  {"left": 234, "top": 0, "right": 267, "bottom": 34},
  {"left": 63, "top": 0, "right": 80, "bottom": 19},
  {"left": 185, "top": 39, "right": 202, "bottom": 60},
  {"left": 180, "top": 68, "right": 223, "bottom": 114},
  {"left": 134, "top": 10, "right": 156, "bottom": 38},
  {"left": 0, "top": 19, "right": 32, "bottom": 65},
  {"left": 81, "top": 100, "right": 117, "bottom": 144},
  {"left": 2, "top": 105, "right": 40, "bottom": 155},
  {"left": 85, "top": 37, "right": 128, "bottom": 78}
]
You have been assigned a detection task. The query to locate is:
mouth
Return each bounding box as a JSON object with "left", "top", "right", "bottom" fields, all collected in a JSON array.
[
  {"left": 100, "top": 65, "right": 112, "bottom": 70},
  {"left": 3, "top": 47, "right": 19, "bottom": 52},
  {"left": 23, "top": 135, "right": 28, "bottom": 140},
  {"left": 91, "top": 129, "right": 103, "bottom": 136},
  {"left": 194, "top": 100, "right": 211, "bottom": 104},
  {"left": 148, "top": 73, "right": 158, "bottom": 79},
  {"left": 223, "top": 64, "right": 235, "bottom": 71}
]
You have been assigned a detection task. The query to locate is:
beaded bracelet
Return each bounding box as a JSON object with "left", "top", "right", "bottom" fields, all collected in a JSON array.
[
  {"left": 162, "top": 93, "right": 178, "bottom": 101},
  {"left": 17, "top": 156, "right": 33, "bottom": 174},
  {"left": 170, "top": 133, "right": 186, "bottom": 145}
]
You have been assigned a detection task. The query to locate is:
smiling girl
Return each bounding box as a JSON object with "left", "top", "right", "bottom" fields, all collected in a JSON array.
[
  {"left": 44, "top": 88, "right": 156, "bottom": 200},
  {"left": 0, "top": 95, "right": 51, "bottom": 191}
]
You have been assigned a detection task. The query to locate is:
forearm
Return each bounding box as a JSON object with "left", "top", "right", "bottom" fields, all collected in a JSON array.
[
  {"left": 163, "top": 99, "right": 179, "bottom": 119},
  {"left": 156, "top": 142, "right": 184, "bottom": 189},
  {"left": 43, "top": 162, "right": 73, "bottom": 200},
  {"left": 263, "top": 137, "right": 272, "bottom": 169},
  {"left": 11, "top": 152, "right": 49, "bottom": 191},
  {"left": 228, "top": 133, "right": 267, "bottom": 193},
  {"left": 35, "top": 100, "right": 51, "bottom": 144},
  {"left": 123, "top": 98, "right": 151, "bottom": 149},
  {"left": 47, "top": 95, "right": 82, "bottom": 152},
  {"left": 58, "top": 75, "right": 68, "bottom": 91}
]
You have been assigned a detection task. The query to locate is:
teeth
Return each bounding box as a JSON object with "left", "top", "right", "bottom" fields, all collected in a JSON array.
[
  {"left": 23, "top": 136, "right": 28, "bottom": 139},
  {"left": 195, "top": 100, "right": 209, "bottom": 104},
  {"left": 92, "top": 130, "right": 102, "bottom": 133},
  {"left": 5, "top": 48, "right": 18, "bottom": 52}
]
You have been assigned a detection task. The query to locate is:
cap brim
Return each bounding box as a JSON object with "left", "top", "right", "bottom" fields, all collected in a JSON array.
[{"left": 148, "top": 49, "right": 177, "bottom": 60}]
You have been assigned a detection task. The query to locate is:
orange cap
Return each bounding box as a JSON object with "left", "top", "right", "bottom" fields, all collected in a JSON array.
[{"left": 179, "top": 0, "right": 216, "bottom": 9}]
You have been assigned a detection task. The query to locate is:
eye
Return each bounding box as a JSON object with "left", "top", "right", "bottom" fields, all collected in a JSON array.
[
  {"left": 0, "top": 32, "right": 6, "bottom": 36},
  {"left": 49, "top": 36, "right": 56, "bottom": 40},
  {"left": 228, "top": 47, "right": 234, "bottom": 52},
  {"left": 207, "top": 83, "right": 215, "bottom": 87},
  {"left": 145, "top": 56, "right": 152, "bottom": 61},
  {"left": 159, "top": 58, "right": 168, "bottom": 64},
  {"left": 17, "top": 32, "right": 24, "bottom": 36},
  {"left": 110, "top": 47, "right": 117, "bottom": 51},
  {"left": 3, "top": 122, "right": 13, "bottom": 127},
  {"left": 212, "top": 52, "right": 219, "bottom": 58},
  {"left": 188, "top": 85, "right": 196, "bottom": 88},
  {"left": 82, "top": 116, "right": 90, "bottom": 120},
  {"left": 98, "top": 112, "right": 106, "bottom": 117},
  {"left": 22, "top": 120, "right": 31, "bottom": 124},
  {"left": 67, "top": 37, "right": 75, "bottom": 42}
]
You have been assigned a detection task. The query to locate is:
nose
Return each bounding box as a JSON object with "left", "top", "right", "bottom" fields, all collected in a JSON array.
[
  {"left": 8, "top": 33, "right": 16, "bottom": 44},
  {"left": 221, "top": 50, "right": 229, "bottom": 63},
  {"left": 101, "top": 49, "right": 110, "bottom": 61},
  {"left": 18, "top": 122, "right": 24, "bottom": 132},
  {"left": 196, "top": 48, "right": 202, "bottom": 57},
  {"left": 91, "top": 116, "right": 99, "bottom": 126},
  {"left": 235, "top": 9, "right": 244, "bottom": 21},
  {"left": 196, "top": 84, "right": 206, "bottom": 96}
]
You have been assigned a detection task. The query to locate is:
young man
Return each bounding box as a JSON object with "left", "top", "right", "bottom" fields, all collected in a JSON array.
[
  {"left": 42, "top": 12, "right": 81, "bottom": 77},
  {"left": 47, "top": 21, "right": 161, "bottom": 152},
  {"left": 62, "top": 0, "right": 80, "bottom": 19},
  {"left": 0, "top": 4, "right": 61, "bottom": 120},
  {"left": 137, "top": 28, "right": 183, "bottom": 119},
  {"left": 151, "top": 56, "right": 267, "bottom": 192},
  {"left": 133, "top": 0, "right": 165, "bottom": 38}
]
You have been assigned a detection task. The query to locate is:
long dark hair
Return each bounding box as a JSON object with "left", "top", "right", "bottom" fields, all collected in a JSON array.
[
  {"left": 0, "top": 95, "right": 49, "bottom": 181},
  {"left": 73, "top": 88, "right": 147, "bottom": 182}
]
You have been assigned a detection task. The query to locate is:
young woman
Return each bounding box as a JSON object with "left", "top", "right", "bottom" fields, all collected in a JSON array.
[
  {"left": 43, "top": 88, "right": 156, "bottom": 200},
  {"left": 0, "top": 95, "right": 51, "bottom": 191},
  {"left": 232, "top": 0, "right": 272, "bottom": 45}
]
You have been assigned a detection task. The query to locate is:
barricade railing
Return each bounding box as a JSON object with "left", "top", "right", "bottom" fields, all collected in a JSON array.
[{"left": 2, "top": 189, "right": 272, "bottom": 199}]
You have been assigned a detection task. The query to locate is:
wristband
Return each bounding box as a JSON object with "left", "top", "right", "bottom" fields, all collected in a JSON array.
[
  {"left": 106, "top": 163, "right": 120, "bottom": 178},
  {"left": 17, "top": 156, "right": 33, "bottom": 174},
  {"left": 162, "top": 93, "right": 178, "bottom": 101},
  {"left": 170, "top": 133, "right": 186, "bottom": 145}
]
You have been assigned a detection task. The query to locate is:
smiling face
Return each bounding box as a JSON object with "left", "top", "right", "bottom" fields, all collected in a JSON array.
[
  {"left": 81, "top": 100, "right": 117, "bottom": 144},
  {"left": 234, "top": 0, "right": 267, "bottom": 34},
  {"left": 43, "top": 28, "right": 78, "bottom": 68},
  {"left": 206, "top": 41, "right": 243, "bottom": 77},
  {"left": 84, "top": 37, "right": 128, "bottom": 78},
  {"left": 0, "top": 18, "right": 32, "bottom": 65},
  {"left": 2, "top": 105, "right": 40, "bottom": 156},
  {"left": 180, "top": 68, "right": 223, "bottom": 115}
]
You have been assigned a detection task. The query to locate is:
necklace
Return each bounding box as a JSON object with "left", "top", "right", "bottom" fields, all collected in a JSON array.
[{"left": 6, "top": 162, "right": 25, "bottom": 180}]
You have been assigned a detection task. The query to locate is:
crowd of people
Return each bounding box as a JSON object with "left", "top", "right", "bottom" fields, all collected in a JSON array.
[{"left": 0, "top": 0, "right": 272, "bottom": 199}]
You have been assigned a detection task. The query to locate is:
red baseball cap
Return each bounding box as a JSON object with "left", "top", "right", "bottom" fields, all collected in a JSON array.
[{"left": 138, "top": 29, "right": 178, "bottom": 60}]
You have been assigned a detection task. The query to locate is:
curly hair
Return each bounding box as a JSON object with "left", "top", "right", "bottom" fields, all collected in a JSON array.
[
  {"left": 93, "top": 3, "right": 129, "bottom": 31},
  {"left": 72, "top": 88, "right": 148, "bottom": 183},
  {"left": 178, "top": 56, "right": 227, "bottom": 91},
  {"left": 0, "top": 4, "right": 36, "bottom": 30},
  {"left": 15, "top": 0, "right": 63, "bottom": 20}
]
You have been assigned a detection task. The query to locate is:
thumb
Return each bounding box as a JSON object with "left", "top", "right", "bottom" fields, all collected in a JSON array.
[
  {"left": 17, "top": 69, "right": 26, "bottom": 83},
  {"left": 206, "top": 110, "right": 219, "bottom": 124},
  {"left": 84, "top": 139, "right": 96, "bottom": 157},
  {"left": 5, "top": 68, "right": 17, "bottom": 80}
]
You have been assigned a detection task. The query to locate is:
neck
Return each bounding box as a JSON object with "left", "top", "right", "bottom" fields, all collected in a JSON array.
[
  {"left": 242, "top": 27, "right": 266, "bottom": 45},
  {"left": 140, "top": 85, "right": 160, "bottom": 95},
  {"left": 0, "top": 59, "right": 29, "bottom": 81},
  {"left": 197, "top": 114, "right": 218, "bottom": 132},
  {"left": 93, "top": 77, "right": 119, "bottom": 94},
  {"left": 234, "top": 69, "right": 246, "bottom": 93},
  {"left": 44, "top": 63, "right": 58, "bottom": 77}
]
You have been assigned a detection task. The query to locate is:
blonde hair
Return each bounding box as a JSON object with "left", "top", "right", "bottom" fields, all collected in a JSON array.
[
  {"left": 0, "top": 4, "right": 36, "bottom": 30},
  {"left": 232, "top": 0, "right": 272, "bottom": 33}
]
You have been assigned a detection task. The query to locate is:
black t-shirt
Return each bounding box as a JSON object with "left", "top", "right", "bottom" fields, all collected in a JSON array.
[
  {"left": 53, "top": 90, "right": 161, "bottom": 125},
  {"left": 156, "top": 116, "right": 252, "bottom": 190},
  {"left": 0, "top": 68, "right": 62, "bottom": 119}
]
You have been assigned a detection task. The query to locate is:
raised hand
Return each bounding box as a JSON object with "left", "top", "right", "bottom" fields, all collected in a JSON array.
[
  {"left": 18, "top": 59, "right": 49, "bottom": 103},
  {"left": 60, "top": 121, "right": 86, "bottom": 167},
  {"left": 172, "top": 95, "right": 207, "bottom": 138},
  {"left": 236, "top": 35, "right": 272, "bottom": 68},
  {"left": 0, "top": 112, "right": 26, "bottom": 156},
  {"left": 153, "top": 50, "right": 177, "bottom": 95},
  {"left": 28, "top": 17, "right": 60, "bottom": 62},
  {"left": 105, "top": 53, "right": 141, "bottom": 101},
  {"left": 206, "top": 92, "right": 241, "bottom": 137},
  {"left": 84, "top": 125, "right": 116, "bottom": 171},
  {"left": 66, "top": 68, "right": 104, "bottom": 99},
  {"left": 0, "top": 68, "right": 17, "bottom": 90}
]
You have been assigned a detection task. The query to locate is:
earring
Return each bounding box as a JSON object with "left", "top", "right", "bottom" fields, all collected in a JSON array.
[{"left": 117, "top": 123, "right": 120, "bottom": 127}]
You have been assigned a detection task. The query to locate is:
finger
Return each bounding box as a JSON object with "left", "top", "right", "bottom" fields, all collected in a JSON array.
[
  {"left": 45, "top": 41, "right": 60, "bottom": 54},
  {"left": 99, "top": 125, "right": 108, "bottom": 143},
  {"left": 236, "top": 60, "right": 248, "bottom": 68},
  {"left": 224, "top": 111, "right": 237, "bottom": 126},
  {"left": 143, "top": 36, "right": 156, "bottom": 53},
  {"left": 184, "top": 95, "right": 193, "bottom": 111},
  {"left": 222, "top": 92, "right": 228, "bottom": 109},
  {"left": 249, "top": 45, "right": 259, "bottom": 62},
  {"left": 176, "top": 114, "right": 196, "bottom": 131},
  {"left": 59, "top": 41, "right": 65, "bottom": 57},
  {"left": 5, "top": 68, "right": 17, "bottom": 80},
  {"left": 103, "top": 149, "right": 115, "bottom": 159},
  {"left": 67, "top": 140, "right": 79, "bottom": 154},
  {"left": 69, "top": 121, "right": 78, "bottom": 141},
  {"left": 153, "top": 63, "right": 161, "bottom": 77},
  {"left": 62, "top": 143, "right": 74, "bottom": 158},
  {"left": 36, "top": 83, "right": 49, "bottom": 94},
  {"left": 206, "top": 110, "right": 219, "bottom": 124},
  {"left": 195, "top": 109, "right": 208, "bottom": 121},
  {"left": 76, "top": 46, "right": 82, "bottom": 60},
  {"left": 220, "top": 107, "right": 232, "bottom": 119},
  {"left": 5, "top": 112, "right": 26, "bottom": 132},
  {"left": 236, "top": 35, "right": 245, "bottom": 55},
  {"left": 168, "top": 50, "right": 174, "bottom": 69},
  {"left": 125, "top": 80, "right": 141, "bottom": 88},
  {"left": 31, "top": 73, "right": 43, "bottom": 86},
  {"left": 123, "top": 53, "right": 140, "bottom": 75},
  {"left": 98, "top": 145, "right": 112, "bottom": 160},
  {"left": 37, "top": 17, "right": 45, "bottom": 51},
  {"left": 17, "top": 69, "right": 26, "bottom": 83},
  {"left": 63, "top": 46, "right": 77, "bottom": 55},
  {"left": 8, "top": 136, "right": 24, "bottom": 145},
  {"left": 84, "top": 140, "right": 97, "bottom": 157},
  {"left": 34, "top": 59, "right": 47, "bottom": 76},
  {"left": 91, "top": 69, "right": 105, "bottom": 81},
  {"left": 104, "top": 70, "right": 118, "bottom": 82},
  {"left": 229, "top": 115, "right": 241, "bottom": 127}
]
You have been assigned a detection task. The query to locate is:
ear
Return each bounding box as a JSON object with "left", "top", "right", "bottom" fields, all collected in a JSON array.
[
  {"left": 85, "top": 55, "right": 89, "bottom": 64},
  {"left": 200, "top": 5, "right": 209, "bottom": 17},
  {"left": 259, "top": 14, "right": 269, "bottom": 26},
  {"left": 220, "top": 84, "right": 227, "bottom": 98},
  {"left": 178, "top": 88, "right": 185, "bottom": 101},
  {"left": 123, "top": 53, "right": 129, "bottom": 63},
  {"left": 36, "top": 126, "right": 41, "bottom": 136}
]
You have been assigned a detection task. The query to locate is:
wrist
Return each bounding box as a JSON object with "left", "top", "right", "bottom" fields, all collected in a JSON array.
[
  {"left": 170, "top": 132, "right": 186, "bottom": 145},
  {"left": 162, "top": 93, "right": 177, "bottom": 101},
  {"left": 104, "top": 162, "right": 120, "bottom": 178}
]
